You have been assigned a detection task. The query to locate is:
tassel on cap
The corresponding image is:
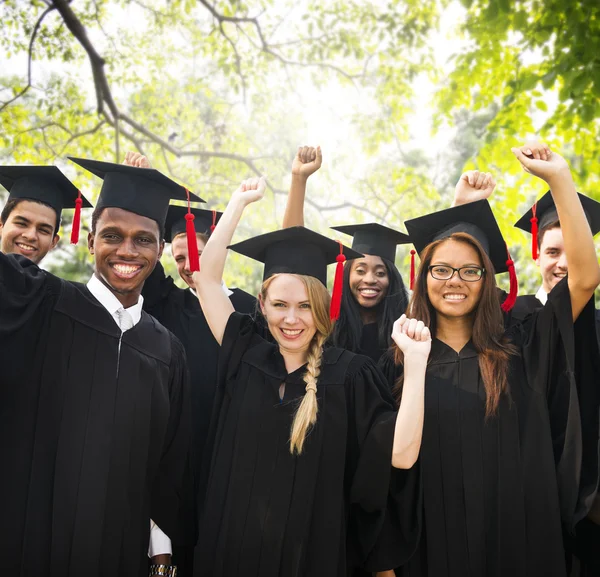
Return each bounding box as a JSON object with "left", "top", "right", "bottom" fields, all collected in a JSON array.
[
  {"left": 330, "top": 241, "right": 346, "bottom": 321},
  {"left": 185, "top": 187, "right": 200, "bottom": 272},
  {"left": 409, "top": 249, "right": 416, "bottom": 290},
  {"left": 210, "top": 209, "right": 217, "bottom": 235},
  {"left": 70, "top": 190, "right": 83, "bottom": 245},
  {"left": 501, "top": 244, "right": 518, "bottom": 312},
  {"left": 530, "top": 202, "right": 539, "bottom": 260}
]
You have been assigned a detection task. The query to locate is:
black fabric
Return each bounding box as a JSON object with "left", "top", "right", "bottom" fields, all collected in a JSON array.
[
  {"left": 193, "top": 312, "right": 420, "bottom": 576},
  {"left": 379, "top": 278, "right": 599, "bottom": 577},
  {"left": 164, "top": 206, "right": 222, "bottom": 243},
  {"left": 142, "top": 264, "right": 257, "bottom": 576},
  {"left": 331, "top": 223, "right": 411, "bottom": 263},
  {"left": 0, "top": 253, "right": 191, "bottom": 577},
  {"left": 359, "top": 322, "right": 388, "bottom": 364}
]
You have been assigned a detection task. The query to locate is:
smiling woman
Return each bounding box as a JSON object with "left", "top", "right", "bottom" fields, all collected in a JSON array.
[{"left": 381, "top": 143, "right": 600, "bottom": 577}]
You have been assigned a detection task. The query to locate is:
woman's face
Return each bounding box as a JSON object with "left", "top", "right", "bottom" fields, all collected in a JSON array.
[
  {"left": 426, "top": 239, "right": 484, "bottom": 319},
  {"left": 260, "top": 274, "right": 317, "bottom": 354},
  {"left": 348, "top": 254, "right": 390, "bottom": 309}
]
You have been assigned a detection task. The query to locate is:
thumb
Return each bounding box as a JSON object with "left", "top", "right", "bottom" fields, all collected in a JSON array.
[
  {"left": 315, "top": 145, "right": 323, "bottom": 166},
  {"left": 257, "top": 176, "right": 267, "bottom": 193},
  {"left": 511, "top": 147, "right": 532, "bottom": 169}
]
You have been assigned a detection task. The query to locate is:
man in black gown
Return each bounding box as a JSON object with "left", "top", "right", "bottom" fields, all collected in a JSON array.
[
  {"left": 0, "top": 165, "right": 92, "bottom": 263},
  {"left": 0, "top": 158, "right": 201, "bottom": 577},
  {"left": 142, "top": 204, "right": 256, "bottom": 575}
]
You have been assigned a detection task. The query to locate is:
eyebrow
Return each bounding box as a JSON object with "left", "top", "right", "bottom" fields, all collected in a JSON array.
[
  {"left": 431, "top": 262, "right": 481, "bottom": 267},
  {"left": 99, "top": 226, "right": 158, "bottom": 239},
  {"left": 14, "top": 215, "right": 54, "bottom": 231},
  {"left": 270, "top": 299, "right": 310, "bottom": 304}
]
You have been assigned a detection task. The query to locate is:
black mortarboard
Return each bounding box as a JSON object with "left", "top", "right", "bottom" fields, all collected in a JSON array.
[
  {"left": 405, "top": 200, "right": 509, "bottom": 273},
  {"left": 229, "top": 226, "right": 363, "bottom": 319},
  {"left": 0, "top": 165, "right": 92, "bottom": 240},
  {"left": 330, "top": 223, "right": 411, "bottom": 263},
  {"left": 164, "top": 205, "right": 222, "bottom": 243},
  {"left": 514, "top": 190, "right": 600, "bottom": 259},
  {"left": 405, "top": 200, "right": 517, "bottom": 311},
  {"left": 68, "top": 158, "right": 204, "bottom": 229}
]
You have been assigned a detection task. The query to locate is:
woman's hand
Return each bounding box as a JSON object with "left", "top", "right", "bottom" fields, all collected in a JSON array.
[
  {"left": 392, "top": 314, "right": 432, "bottom": 359},
  {"left": 231, "top": 176, "right": 267, "bottom": 206},
  {"left": 511, "top": 141, "right": 571, "bottom": 186}
]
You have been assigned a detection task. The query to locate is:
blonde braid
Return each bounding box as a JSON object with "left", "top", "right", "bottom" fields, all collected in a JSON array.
[{"left": 289, "top": 332, "right": 327, "bottom": 455}]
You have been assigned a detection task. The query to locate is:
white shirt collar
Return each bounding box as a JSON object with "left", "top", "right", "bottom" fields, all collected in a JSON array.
[
  {"left": 190, "top": 281, "right": 232, "bottom": 298},
  {"left": 535, "top": 286, "right": 548, "bottom": 305},
  {"left": 87, "top": 273, "right": 144, "bottom": 329}
]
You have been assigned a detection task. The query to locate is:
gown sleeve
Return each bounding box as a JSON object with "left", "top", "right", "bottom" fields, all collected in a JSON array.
[
  {"left": 142, "top": 261, "right": 175, "bottom": 311},
  {"left": 346, "top": 356, "right": 421, "bottom": 572},
  {"left": 150, "top": 334, "right": 195, "bottom": 547},
  {"left": 0, "top": 252, "right": 51, "bottom": 335},
  {"left": 519, "top": 277, "right": 599, "bottom": 529}
]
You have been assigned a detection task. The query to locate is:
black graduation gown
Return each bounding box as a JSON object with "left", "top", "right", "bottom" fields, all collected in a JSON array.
[
  {"left": 0, "top": 253, "right": 191, "bottom": 577},
  {"left": 379, "top": 278, "right": 599, "bottom": 577},
  {"left": 194, "top": 312, "right": 421, "bottom": 577},
  {"left": 359, "top": 321, "right": 388, "bottom": 364},
  {"left": 142, "top": 262, "right": 257, "bottom": 479}
]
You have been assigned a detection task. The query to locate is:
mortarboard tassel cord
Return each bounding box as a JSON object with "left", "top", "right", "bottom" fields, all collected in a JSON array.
[
  {"left": 530, "top": 202, "right": 539, "bottom": 260},
  {"left": 185, "top": 188, "right": 200, "bottom": 272},
  {"left": 501, "top": 244, "right": 518, "bottom": 312},
  {"left": 409, "top": 249, "right": 416, "bottom": 290},
  {"left": 70, "top": 190, "right": 83, "bottom": 245},
  {"left": 330, "top": 241, "right": 346, "bottom": 321},
  {"left": 210, "top": 209, "right": 217, "bottom": 234}
]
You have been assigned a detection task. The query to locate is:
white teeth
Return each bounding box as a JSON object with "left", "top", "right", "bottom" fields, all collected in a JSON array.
[
  {"left": 113, "top": 264, "right": 140, "bottom": 274},
  {"left": 16, "top": 243, "right": 36, "bottom": 251},
  {"left": 360, "top": 289, "right": 379, "bottom": 296},
  {"left": 443, "top": 294, "right": 466, "bottom": 300},
  {"left": 282, "top": 329, "right": 302, "bottom": 336}
]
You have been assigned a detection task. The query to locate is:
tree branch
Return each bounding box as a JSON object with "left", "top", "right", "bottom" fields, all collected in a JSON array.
[{"left": 0, "top": 4, "right": 56, "bottom": 112}]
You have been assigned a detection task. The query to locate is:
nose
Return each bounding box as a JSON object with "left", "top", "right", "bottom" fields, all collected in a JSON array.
[
  {"left": 284, "top": 308, "right": 299, "bottom": 324},
  {"left": 363, "top": 271, "right": 377, "bottom": 284},
  {"left": 445, "top": 270, "right": 464, "bottom": 286},
  {"left": 115, "top": 237, "right": 139, "bottom": 258},
  {"left": 21, "top": 226, "right": 37, "bottom": 241},
  {"left": 184, "top": 256, "right": 191, "bottom": 273},
  {"left": 556, "top": 252, "right": 568, "bottom": 270}
]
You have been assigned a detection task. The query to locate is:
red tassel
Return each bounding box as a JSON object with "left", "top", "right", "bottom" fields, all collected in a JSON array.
[
  {"left": 530, "top": 202, "right": 539, "bottom": 260},
  {"left": 330, "top": 241, "right": 346, "bottom": 321},
  {"left": 185, "top": 188, "right": 200, "bottom": 272},
  {"left": 210, "top": 209, "right": 217, "bottom": 235},
  {"left": 70, "top": 190, "right": 82, "bottom": 244},
  {"left": 501, "top": 245, "right": 518, "bottom": 312},
  {"left": 409, "top": 249, "right": 416, "bottom": 290}
]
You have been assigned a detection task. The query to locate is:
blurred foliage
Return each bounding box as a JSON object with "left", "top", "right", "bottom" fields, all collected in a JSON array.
[{"left": 0, "top": 0, "right": 598, "bottom": 297}]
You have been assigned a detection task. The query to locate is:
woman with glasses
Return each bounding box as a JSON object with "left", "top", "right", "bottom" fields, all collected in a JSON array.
[{"left": 379, "top": 142, "right": 600, "bottom": 577}]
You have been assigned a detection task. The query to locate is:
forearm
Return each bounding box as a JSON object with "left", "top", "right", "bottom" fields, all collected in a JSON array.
[
  {"left": 197, "top": 197, "right": 247, "bottom": 288},
  {"left": 282, "top": 174, "right": 307, "bottom": 228},
  {"left": 549, "top": 169, "right": 600, "bottom": 290},
  {"left": 391, "top": 356, "right": 426, "bottom": 469}
]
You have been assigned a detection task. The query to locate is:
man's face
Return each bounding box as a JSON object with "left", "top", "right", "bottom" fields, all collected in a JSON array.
[
  {"left": 0, "top": 200, "right": 59, "bottom": 264},
  {"left": 537, "top": 227, "right": 567, "bottom": 293},
  {"left": 88, "top": 207, "right": 164, "bottom": 308},
  {"left": 171, "top": 233, "right": 207, "bottom": 290}
]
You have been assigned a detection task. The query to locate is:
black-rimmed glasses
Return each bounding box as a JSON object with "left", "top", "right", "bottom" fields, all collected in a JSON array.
[{"left": 428, "top": 265, "right": 485, "bottom": 282}]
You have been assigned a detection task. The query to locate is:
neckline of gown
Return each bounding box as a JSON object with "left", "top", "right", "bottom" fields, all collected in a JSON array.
[{"left": 430, "top": 337, "right": 478, "bottom": 363}]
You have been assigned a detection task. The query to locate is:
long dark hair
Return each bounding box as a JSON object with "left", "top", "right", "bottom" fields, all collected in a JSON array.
[
  {"left": 393, "top": 232, "right": 516, "bottom": 416},
  {"left": 332, "top": 256, "right": 409, "bottom": 353}
]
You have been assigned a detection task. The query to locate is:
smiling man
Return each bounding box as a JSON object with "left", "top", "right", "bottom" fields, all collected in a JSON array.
[
  {"left": 0, "top": 158, "right": 201, "bottom": 577},
  {"left": 0, "top": 165, "right": 92, "bottom": 263}
]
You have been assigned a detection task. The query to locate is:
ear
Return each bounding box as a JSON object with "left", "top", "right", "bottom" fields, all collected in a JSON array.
[
  {"left": 87, "top": 230, "right": 95, "bottom": 255},
  {"left": 157, "top": 239, "right": 165, "bottom": 260},
  {"left": 50, "top": 233, "right": 60, "bottom": 250},
  {"left": 258, "top": 292, "right": 267, "bottom": 316}
]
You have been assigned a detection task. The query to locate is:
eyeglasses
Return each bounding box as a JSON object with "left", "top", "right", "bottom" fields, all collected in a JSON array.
[{"left": 428, "top": 265, "right": 485, "bottom": 282}]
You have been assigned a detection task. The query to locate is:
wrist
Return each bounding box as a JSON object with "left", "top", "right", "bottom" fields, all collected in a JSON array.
[
  {"left": 546, "top": 167, "right": 574, "bottom": 189},
  {"left": 291, "top": 172, "right": 309, "bottom": 183},
  {"left": 403, "top": 353, "right": 429, "bottom": 367}
]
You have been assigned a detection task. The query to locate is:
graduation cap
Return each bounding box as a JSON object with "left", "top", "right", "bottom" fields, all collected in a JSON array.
[
  {"left": 164, "top": 205, "right": 222, "bottom": 243},
  {"left": 69, "top": 157, "right": 205, "bottom": 271},
  {"left": 0, "top": 165, "right": 92, "bottom": 244},
  {"left": 404, "top": 199, "right": 518, "bottom": 311},
  {"left": 331, "top": 222, "right": 414, "bottom": 287},
  {"left": 514, "top": 190, "right": 600, "bottom": 260},
  {"left": 228, "top": 226, "right": 363, "bottom": 320}
]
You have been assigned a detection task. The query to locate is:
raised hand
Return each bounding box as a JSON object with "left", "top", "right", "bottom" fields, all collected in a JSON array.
[
  {"left": 452, "top": 170, "right": 496, "bottom": 207},
  {"left": 392, "top": 314, "right": 432, "bottom": 359},
  {"left": 123, "top": 151, "right": 151, "bottom": 168},
  {"left": 291, "top": 145, "right": 322, "bottom": 179},
  {"left": 511, "top": 141, "right": 571, "bottom": 185},
  {"left": 232, "top": 176, "right": 267, "bottom": 206}
]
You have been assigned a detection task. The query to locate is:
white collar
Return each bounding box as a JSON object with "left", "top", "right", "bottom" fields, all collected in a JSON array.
[
  {"left": 190, "top": 281, "right": 232, "bottom": 298},
  {"left": 87, "top": 273, "right": 144, "bottom": 328},
  {"left": 535, "top": 286, "right": 548, "bottom": 305}
]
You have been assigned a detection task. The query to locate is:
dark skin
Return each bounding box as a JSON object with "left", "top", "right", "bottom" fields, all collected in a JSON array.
[{"left": 88, "top": 207, "right": 164, "bottom": 309}]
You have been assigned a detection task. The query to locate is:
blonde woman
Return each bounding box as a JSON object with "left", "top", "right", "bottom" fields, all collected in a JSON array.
[{"left": 191, "top": 177, "right": 429, "bottom": 577}]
